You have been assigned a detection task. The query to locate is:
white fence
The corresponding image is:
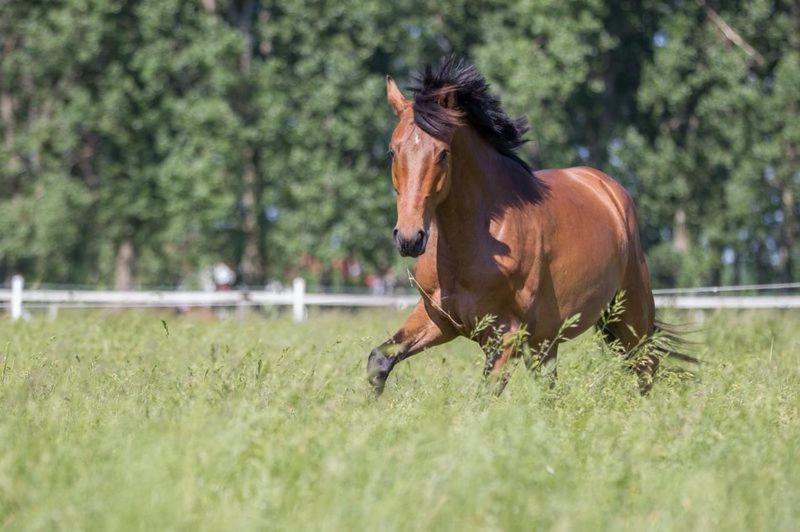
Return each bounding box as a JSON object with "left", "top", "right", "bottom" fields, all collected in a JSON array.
[{"left": 1, "top": 275, "right": 799, "bottom": 322}]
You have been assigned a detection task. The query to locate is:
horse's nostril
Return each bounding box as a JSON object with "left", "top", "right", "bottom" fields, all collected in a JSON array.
[{"left": 393, "top": 228, "right": 427, "bottom": 256}]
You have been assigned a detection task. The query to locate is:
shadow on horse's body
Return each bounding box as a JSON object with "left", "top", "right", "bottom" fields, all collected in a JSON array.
[{"left": 368, "top": 57, "right": 691, "bottom": 394}]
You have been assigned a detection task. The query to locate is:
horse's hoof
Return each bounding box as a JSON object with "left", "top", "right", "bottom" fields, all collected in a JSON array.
[
  {"left": 370, "top": 378, "right": 386, "bottom": 396},
  {"left": 367, "top": 349, "right": 392, "bottom": 395}
]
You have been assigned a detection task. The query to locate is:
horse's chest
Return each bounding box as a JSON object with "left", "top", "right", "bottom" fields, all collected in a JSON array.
[{"left": 428, "top": 252, "right": 516, "bottom": 324}]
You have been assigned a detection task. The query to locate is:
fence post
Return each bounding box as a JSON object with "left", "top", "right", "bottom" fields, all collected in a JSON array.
[
  {"left": 10, "top": 274, "right": 23, "bottom": 321},
  {"left": 292, "top": 277, "right": 306, "bottom": 323}
]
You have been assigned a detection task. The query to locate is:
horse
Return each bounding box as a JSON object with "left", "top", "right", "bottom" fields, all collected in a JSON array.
[{"left": 367, "top": 56, "right": 694, "bottom": 395}]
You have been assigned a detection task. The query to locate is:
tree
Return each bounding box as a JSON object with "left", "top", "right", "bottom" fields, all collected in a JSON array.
[
  {"left": 0, "top": 0, "right": 797, "bottom": 288},
  {"left": 618, "top": 0, "right": 799, "bottom": 286}
]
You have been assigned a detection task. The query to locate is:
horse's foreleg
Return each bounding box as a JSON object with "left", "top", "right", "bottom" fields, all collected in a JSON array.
[{"left": 367, "top": 300, "right": 456, "bottom": 395}]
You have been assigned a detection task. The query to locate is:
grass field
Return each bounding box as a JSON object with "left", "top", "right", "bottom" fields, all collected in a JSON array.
[{"left": 0, "top": 308, "right": 798, "bottom": 531}]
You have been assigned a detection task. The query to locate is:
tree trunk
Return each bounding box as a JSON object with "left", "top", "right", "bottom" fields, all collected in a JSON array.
[
  {"left": 114, "top": 238, "right": 136, "bottom": 290},
  {"left": 673, "top": 208, "right": 690, "bottom": 253},
  {"left": 1, "top": 35, "right": 21, "bottom": 191},
  {"left": 1, "top": 91, "right": 14, "bottom": 149},
  {"left": 239, "top": 147, "right": 263, "bottom": 284},
  {"left": 777, "top": 142, "right": 798, "bottom": 282},
  {"left": 235, "top": 2, "right": 263, "bottom": 285},
  {"left": 777, "top": 185, "right": 796, "bottom": 282}
]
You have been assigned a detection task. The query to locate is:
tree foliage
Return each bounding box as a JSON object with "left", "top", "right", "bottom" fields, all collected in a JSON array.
[{"left": 1, "top": 0, "right": 797, "bottom": 288}]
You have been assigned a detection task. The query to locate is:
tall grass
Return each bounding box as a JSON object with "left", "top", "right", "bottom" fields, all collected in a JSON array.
[{"left": 0, "top": 309, "right": 798, "bottom": 530}]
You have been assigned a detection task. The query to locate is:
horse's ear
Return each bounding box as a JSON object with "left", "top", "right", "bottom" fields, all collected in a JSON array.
[{"left": 386, "top": 76, "right": 410, "bottom": 116}]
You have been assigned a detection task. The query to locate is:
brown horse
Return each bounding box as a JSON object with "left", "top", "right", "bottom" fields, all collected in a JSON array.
[{"left": 367, "top": 56, "right": 691, "bottom": 395}]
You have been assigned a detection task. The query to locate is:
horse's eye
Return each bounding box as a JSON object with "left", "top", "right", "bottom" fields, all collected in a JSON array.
[
  {"left": 387, "top": 149, "right": 395, "bottom": 162},
  {"left": 437, "top": 150, "right": 449, "bottom": 166}
]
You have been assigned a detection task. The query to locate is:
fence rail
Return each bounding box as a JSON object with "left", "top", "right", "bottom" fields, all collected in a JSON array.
[
  {"left": 652, "top": 282, "right": 800, "bottom": 295},
  {"left": 652, "top": 295, "right": 800, "bottom": 309},
  {"left": 2, "top": 275, "right": 799, "bottom": 322}
]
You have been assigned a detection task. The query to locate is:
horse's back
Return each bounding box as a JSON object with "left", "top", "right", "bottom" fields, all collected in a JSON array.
[
  {"left": 533, "top": 164, "right": 637, "bottom": 253},
  {"left": 535, "top": 165, "right": 636, "bottom": 224}
]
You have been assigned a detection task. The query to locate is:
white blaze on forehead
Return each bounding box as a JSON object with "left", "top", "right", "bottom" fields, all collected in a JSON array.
[{"left": 398, "top": 123, "right": 425, "bottom": 150}]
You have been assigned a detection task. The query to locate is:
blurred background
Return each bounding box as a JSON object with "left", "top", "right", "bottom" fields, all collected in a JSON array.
[{"left": 0, "top": 0, "right": 797, "bottom": 292}]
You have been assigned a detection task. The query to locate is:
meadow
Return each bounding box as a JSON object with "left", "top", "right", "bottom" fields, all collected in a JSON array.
[{"left": 0, "top": 308, "right": 798, "bottom": 531}]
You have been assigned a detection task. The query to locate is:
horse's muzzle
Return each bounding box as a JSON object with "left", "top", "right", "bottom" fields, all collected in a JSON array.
[{"left": 393, "top": 228, "right": 428, "bottom": 257}]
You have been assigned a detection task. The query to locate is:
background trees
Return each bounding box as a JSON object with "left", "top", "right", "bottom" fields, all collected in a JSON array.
[{"left": 1, "top": 0, "right": 797, "bottom": 288}]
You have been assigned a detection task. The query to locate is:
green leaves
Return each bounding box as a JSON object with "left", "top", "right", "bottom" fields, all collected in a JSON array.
[{"left": 0, "top": 0, "right": 798, "bottom": 287}]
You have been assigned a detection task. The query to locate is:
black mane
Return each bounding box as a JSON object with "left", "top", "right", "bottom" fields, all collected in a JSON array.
[{"left": 408, "top": 55, "right": 531, "bottom": 171}]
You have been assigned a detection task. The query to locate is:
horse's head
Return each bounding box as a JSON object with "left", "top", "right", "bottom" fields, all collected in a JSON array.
[{"left": 385, "top": 76, "right": 454, "bottom": 257}]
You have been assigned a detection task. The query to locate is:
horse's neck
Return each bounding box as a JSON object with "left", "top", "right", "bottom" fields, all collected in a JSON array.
[{"left": 434, "top": 128, "right": 514, "bottom": 255}]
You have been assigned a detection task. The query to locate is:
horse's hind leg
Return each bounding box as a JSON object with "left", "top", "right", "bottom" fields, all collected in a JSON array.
[
  {"left": 599, "top": 274, "right": 659, "bottom": 393},
  {"left": 524, "top": 338, "right": 559, "bottom": 388}
]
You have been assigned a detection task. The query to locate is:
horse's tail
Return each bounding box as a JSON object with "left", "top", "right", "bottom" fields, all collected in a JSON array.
[{"left": 653, "top": 319, "right": 701, "bottom": 364}]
